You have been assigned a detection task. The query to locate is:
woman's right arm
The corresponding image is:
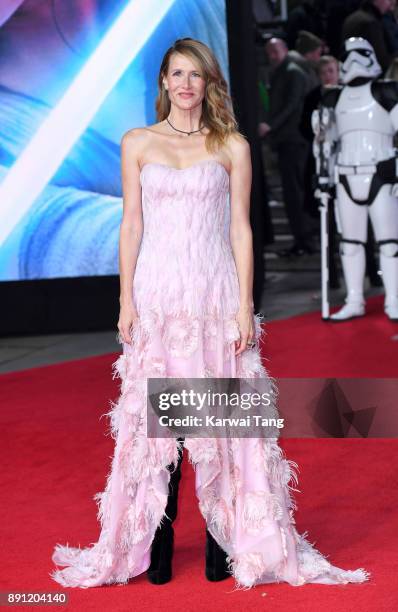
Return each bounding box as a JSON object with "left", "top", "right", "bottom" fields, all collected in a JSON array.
[{"left": 118, "top": 129, "right": 144, "bottom": 344}]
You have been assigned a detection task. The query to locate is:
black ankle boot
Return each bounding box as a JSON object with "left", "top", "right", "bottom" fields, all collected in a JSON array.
[
  {"left": 147, "top": 521, "right": 174, "bottom": 584},
  {"left": 147, "top": 441, "right": 184, "bottom": 585},
  {"left": 205, "top": 529, "right": 230, "bottom": 581}
]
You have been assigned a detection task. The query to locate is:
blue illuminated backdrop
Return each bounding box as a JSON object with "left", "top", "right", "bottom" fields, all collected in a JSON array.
[{"left": 0, "top": 0, "right": 228, "bottom": 281}]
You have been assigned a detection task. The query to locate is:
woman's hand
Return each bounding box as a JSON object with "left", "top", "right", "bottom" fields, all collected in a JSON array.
[
  {"left": 235, "top": 305, "right": 255, "bottom": 356},
  {"left": 118, "top": 302, "right": 139, "bottom": 344}
]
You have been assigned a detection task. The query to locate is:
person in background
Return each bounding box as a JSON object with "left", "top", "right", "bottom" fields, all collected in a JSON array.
[
  {"left": 385, "top": 55, "right": 398, "bottom": 183},
  {"left": 259, "top": 37, "right": 315, "bottom": 256},
  {"left": 342, "top": 0, "right": 393, "bottom": 72},
  {"left": 300, "top": 55, "right": 341, "bottom": 286},
  {"left": 386, "top": 55, "right": 398, "bottom": 78},
  {"left": 318, "top": 54, "right": 341, "bottom": 85},
  {"left": 289, "top": 30, "right": 325, "bottom": 92},
  {"left": 382, "top": 0, "right": 398, "bottom": 56}
]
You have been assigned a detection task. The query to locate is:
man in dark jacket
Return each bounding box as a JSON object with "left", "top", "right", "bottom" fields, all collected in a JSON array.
[
  {"left": 289, "top": 30, "right": 324, "bottom": 92},
  {"left": 382, "top": 0, "right": 398, "bottom": 56},
  {"left": 342, "top": 0, "right": 393, "bottom": 72},
  {"left": 259, "top": 37, "right": 314, "bottom": 255}
]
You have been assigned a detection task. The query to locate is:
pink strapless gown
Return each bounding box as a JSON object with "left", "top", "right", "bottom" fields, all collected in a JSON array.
[{"left": 50, "top": 161, "right": 369, "bottom": 589}]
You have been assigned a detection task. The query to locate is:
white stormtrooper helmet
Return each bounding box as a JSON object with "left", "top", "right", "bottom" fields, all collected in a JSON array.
[{"left": 340, "top": 37, "right": 382, "bottom": 84}]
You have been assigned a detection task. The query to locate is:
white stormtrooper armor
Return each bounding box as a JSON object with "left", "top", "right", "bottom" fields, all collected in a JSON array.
[{"left": 314, "top": 37, "right": 398, "bottom": 322}]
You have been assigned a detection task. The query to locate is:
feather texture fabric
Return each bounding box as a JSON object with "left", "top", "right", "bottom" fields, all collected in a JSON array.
[{"left": 50, "top": 161, "right": 370, "bottom": 589}]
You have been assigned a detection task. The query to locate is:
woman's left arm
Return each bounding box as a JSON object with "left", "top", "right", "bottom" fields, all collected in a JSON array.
[{"left": 228, "top": 134, "right": 256, "bottom": 356}]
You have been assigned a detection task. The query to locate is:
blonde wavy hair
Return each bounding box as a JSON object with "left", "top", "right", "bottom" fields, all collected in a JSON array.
[{"left": 156, "top": 38, "right": 238, "bottom": 152}]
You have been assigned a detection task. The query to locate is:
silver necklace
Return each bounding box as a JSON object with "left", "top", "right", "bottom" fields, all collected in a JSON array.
[{"left": 166, "top": 117, "right": 203, "bottom": 136}]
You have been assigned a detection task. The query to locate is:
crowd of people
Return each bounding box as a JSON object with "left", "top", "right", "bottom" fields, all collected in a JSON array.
[{"left": 258, "top": 0, "right": 398, "bottom": 286}]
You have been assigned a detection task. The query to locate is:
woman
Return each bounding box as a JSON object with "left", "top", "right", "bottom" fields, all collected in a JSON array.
[{"left": 51, "top": 38, "right": 369, "bottom": 589}]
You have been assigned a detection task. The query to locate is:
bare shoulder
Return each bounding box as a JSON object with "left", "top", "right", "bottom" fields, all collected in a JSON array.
[
  {"left": 120, "top": 128, "right": 154, "bottom": 167},
  {"left": 121, "top": 122, "right": 167, "bottom": 156},
  {"left": 224, "top": 132, "right": 251, "bottom": 168},
  {"left": 121, "top": 127, "right": 150, "bottom": 149},
  {"left": 225, "top": 132, "right": 250, "bottom": 162}
]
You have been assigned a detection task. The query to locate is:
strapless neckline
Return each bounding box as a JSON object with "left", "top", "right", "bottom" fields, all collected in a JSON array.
[{"left": 140, "top": 159, "right": 230, "bottom": 178}]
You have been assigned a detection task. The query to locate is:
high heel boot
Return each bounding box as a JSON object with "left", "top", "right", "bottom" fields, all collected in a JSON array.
[
  {"left": 205, "top": 528, "right": 230, "bottom": 581},
  {"left": 147, "top": 443, "right": 183, "bottom": 584}
]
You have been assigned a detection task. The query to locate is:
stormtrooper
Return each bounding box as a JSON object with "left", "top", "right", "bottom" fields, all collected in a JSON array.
[{"left": 313, "top": 37, "right": 398, "bottom": 322}]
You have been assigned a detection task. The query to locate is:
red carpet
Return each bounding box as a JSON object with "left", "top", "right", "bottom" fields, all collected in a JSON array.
[
  {"left": 263, "top": 295, "right": 398, "bottom": 378},
  {"left": 1, "top": 294, "right": 397, "bottom": 611}
]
